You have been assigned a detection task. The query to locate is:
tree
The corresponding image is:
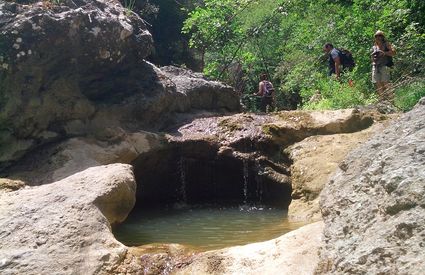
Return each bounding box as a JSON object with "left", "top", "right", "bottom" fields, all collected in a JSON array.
[{"left": 183, "top": 0, "right": 425, "bottom": 110}]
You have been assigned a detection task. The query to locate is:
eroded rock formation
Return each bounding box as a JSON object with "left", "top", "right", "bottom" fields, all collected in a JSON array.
[
  {"left": 0, "top": 0, "right": 240, "bottom": 172},
  {"left": 317, "top": 99, "right": 425, "bottom": 274},
  {"left": 148, "top": 110, "right": 377, "bottom": 211},
  {"left": 286, "top": 119, "right": 393, "bottom": 222},
  {"left": 0, "top": 164, "right": 136, "bottom": 274},
  {"left": 172, "top": 222, "right": 324, "bottom": 275},
  {"left": 2, "top": 1, "right": 424, "bottom": 275}
]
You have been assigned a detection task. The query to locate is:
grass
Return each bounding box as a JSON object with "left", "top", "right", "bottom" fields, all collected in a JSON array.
[
  {"left": 124, "top": 0, "right": 136, "bottom": 15},
  {"left": 394, "top": 80, "right": 425, "bottom": 112}
]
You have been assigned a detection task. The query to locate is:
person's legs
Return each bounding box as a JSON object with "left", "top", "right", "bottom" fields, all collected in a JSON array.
[
  {"left": 265, "top": 97, "right": 273, "bottom": 113},
  {"left": 376, "top": 81, "right": 385, "bottom": 101},
  {"left": 374, "top": 66, "right": 392, "bottom": 102},
  {"left": 260, "top": 97, "right": 267, "bottom": 112},
  {"left": 379, "top": 66, "right": 393, "bottom": 102},
  {"left": 381, "top": 81, "right": 394, "bottom": 103}
]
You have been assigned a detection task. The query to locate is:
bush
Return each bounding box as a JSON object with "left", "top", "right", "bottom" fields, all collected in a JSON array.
[
  {"left": 182, "top": 0, "right": 425, "bottom": 112},
  {"left": 394, "top": 80, "right": 425, "bottom": 111},
  {"left": 301, "top": 71, "right": 374, "bottom": 110}
]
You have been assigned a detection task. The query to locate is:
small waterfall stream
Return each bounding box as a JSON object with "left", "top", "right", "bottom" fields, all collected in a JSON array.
[
  {"left": 255, "top": 159, "right": 263, "bottom": 205},
  {"left": 124, "top": 143, "right": 295, "bottom": 250},
  {"left": 178, "top": 156, "right": 187, "bottom": 204},
  {"left": 242, "top": 159, "right": 249, "bottom": 205}
]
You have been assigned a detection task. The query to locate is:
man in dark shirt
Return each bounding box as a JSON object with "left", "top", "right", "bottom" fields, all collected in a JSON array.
[{"left": 323, "top": 43, "right": 341, "bottom": 79}]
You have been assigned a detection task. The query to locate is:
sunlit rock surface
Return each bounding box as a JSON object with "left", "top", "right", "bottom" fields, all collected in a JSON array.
[
  {"left": 317, "top": 98, "right": 425, "bottom": 274},
  {"left": 0, "top": 164, "right": 136, "bottom": 274},
  {"left": 6, "top": 130, "right": 164, "bottom": 185},
  {"left": 173, "top": 221, "right": 324, "bottom": 275},
  {"left": 286, "top": 118, "right": 393, "bottom": 222}
]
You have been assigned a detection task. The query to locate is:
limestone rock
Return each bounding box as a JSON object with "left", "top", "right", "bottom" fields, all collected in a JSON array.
[
  {"left": 171, "top": 109, "right": 375, "bottom": 148},
  {"left": 263, "top": 109, "right": 374, "bottom": 146},
  {"left": 0, "top": 0, "right": 152, "bottom": 168},
  {"left": 317, "top": 99, "right": 425, "bottom": 274},
  {"left": 161, "top": 66, "right": 241, "bottom": 112},
  {"left": 0, "top": 1, "right": 241, "bottom": 171},
  {"left": 0, "top": 164, "right": 136, "bottom": 274},
  {"left": 286, "top": 119, "right": 392, "bottom": 222},
  {"left": 174, "top": 221, "right": 324, "bottom": 275},
  {"left": 160, "top": 109, "right": 381, "bottom": 209},
  {"left": 0, "top": 178, "right": 25, "bottom": 192},
  {"left": 6, "top": 130, "right": 164, "bottom": 185}
]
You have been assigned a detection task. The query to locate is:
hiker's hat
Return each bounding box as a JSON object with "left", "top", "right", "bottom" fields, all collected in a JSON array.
[{"left": 374, "top": 30, "right": 385, "bottom": 37}]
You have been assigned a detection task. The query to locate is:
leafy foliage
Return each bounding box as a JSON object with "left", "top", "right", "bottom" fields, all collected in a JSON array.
[
  {"left": 182, "top": 0, "right": 425, "bottom": 111},
  {"left": 394, "top": 79, "right": 425, "bottom": 111}
]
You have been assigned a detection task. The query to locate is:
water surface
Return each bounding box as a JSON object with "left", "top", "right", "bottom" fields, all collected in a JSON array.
[{"left": 114, "top": 205, "right": 307, "bottom": 251}]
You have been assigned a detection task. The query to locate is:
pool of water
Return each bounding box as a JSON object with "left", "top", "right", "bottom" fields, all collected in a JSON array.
[{"left": 113, "top": 205, "right": 307, "bottom": 251}]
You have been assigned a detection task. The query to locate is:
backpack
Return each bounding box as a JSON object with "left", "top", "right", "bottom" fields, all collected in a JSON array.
[
  {"left": 262, "top": 80, "right": 274, "bottom": 97},
  {"left": 337, "top": 48, "right": 355, "bottom": 70}
]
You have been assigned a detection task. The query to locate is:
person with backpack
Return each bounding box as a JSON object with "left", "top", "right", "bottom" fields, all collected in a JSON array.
[
  {"left": 323, "top": 43, "right": 342, "bottom": 79},
  {"left": 254, "top": 73, "right": 274, "bottom": 112},
  {"left": 323, "top": 43, "right": 355, "bottom": 80},
  {"left": 371, "top": 30, "right": 396, "bottom": 102}
]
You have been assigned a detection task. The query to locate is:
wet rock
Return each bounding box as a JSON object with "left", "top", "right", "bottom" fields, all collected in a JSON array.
[
  {"left": 174, "top": 221, "right": 324, "bottom": 275},
  {"left": 317, "top": 98, "right": 425, "bottom": 274},
  {"left": 0, "top": 164, "right": 136, "bottom": 274},
  {"left": 155, "top": 109, "right": 381, "bottom": 209},
  {"left": 170, "top": 109, "right": 376, "bottom": 150}
]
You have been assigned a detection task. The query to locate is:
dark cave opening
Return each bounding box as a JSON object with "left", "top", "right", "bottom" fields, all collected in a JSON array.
[{"left": 131, "top": 141, "right": 292, "bottom": 210}]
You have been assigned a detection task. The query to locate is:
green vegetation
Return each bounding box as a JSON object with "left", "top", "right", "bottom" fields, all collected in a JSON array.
[
  {"left": 182, "top": 0, "right": 425, "bottom": 111},
  {"left": 124, "top": 0, "right": 136, "bottom": 15},
  {"left": 218, "top": 117, "right": 244, "bottom": 132},
  {"left": 393, "top": 79, "right": 425, "bottom": 111}
]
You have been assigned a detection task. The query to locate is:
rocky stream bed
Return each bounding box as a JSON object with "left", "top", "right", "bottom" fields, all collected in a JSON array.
[{"left": 1, "top": 1, "right": 424, "bottom": 274}]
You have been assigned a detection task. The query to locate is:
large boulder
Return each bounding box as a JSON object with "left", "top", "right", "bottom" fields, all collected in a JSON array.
[
  {"left": 160, "top": 66, "right": 240, "bottom": 112},
  {"left": 317, "top": 98, "right": 425, "bottom": 274},
  {"left": 0, "top": 164, "right": 136, "bottom": 274},
  {"left": 0, "top": 0, "right": 152, "bottom": 168},
  {"left": 0, "top": 0, "right": 240, "bottom": 171}
]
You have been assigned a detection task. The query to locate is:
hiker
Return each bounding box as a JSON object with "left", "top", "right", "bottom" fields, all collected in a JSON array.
[
  {"left": 254, "top": 73, "right": 274, "bottom": 112},
  {"left": 323, "top": 43, "right": 342, "bottom": 79},
  {"left": 323, "top": 43, "right": 355, "bottom": 80},
  {"left": 371, "top": 30, "right": 396, "bottom": 102}
]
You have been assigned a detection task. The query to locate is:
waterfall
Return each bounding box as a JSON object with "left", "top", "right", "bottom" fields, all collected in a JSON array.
[
  {"left": 242, "top": 159, "right": 249, "bottom": 205},
  {"left": 255, "top": 159, "right": 263, "bottom": 205},
  {"left": 178, "top": 156, "right": 187, "bottom": 203}
]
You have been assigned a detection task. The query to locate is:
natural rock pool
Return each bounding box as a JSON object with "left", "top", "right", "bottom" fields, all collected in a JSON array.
[
  {"left": 119, "top": 132, "right": 299, "bottom": 251},
  {"left": 113, "top": 204, "right": 307, "bottom": 250}
]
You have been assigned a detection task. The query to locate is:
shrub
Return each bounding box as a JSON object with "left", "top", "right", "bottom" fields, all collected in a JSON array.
[
  {"left": 394, "top": 80, "right": 425, "bottom": 111},
  {"left": 301, "top": 71, "right": 374, "bottom": 110}
]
